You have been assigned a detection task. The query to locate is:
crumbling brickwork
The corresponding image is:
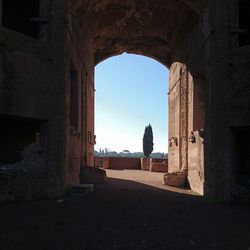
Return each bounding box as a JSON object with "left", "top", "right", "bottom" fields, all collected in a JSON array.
[{"left": 0, "top": 174, "right": 48, "bottom": 202}]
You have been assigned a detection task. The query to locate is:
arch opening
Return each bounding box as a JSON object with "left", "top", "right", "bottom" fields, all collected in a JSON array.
[
  {"left": 67, "top": 0, "right": 206, "bottom": 195},
  {"left": 94, "top": 53, "right": 169, "bottom": 171}
]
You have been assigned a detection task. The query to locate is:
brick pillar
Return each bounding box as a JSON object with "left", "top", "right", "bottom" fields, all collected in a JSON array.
[
  {"left": 168, "top": 63, "right": 189, "bottom": 172},
  {"left": 204, "top": 0, "right": 232, "bottom": 202}
]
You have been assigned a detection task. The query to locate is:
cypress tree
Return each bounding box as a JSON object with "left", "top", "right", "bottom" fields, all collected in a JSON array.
[{"left": 143, "top": 124, "right": 154, "bottom": 158}]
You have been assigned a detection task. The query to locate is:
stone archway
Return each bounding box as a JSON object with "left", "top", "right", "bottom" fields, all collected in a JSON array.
[{"left": 63, "top": 0, "right": 207, "bottom": 195}]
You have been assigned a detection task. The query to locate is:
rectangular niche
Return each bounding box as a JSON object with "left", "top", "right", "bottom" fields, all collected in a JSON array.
[
  {"left": 231, "top": 126, "right": 250, "bottom": 190},
  {"left": 0, "top": 114, "right": 47, "bottom": 164}
]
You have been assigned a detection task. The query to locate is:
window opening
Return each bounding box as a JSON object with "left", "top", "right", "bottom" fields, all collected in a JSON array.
[{"left": 233, "top": 127, "right": 250, "bottom": 190}]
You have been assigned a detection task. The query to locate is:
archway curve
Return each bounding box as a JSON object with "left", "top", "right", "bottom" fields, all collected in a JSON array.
[
  {"left": 71, "top": 0, "right": 205, "bottom": 70},
  {"left": 95, "top": 51, "right": 169, "bottom": 70}
]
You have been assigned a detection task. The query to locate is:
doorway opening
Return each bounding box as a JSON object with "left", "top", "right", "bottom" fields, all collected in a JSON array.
[
  {"left": 94, "top": 53, "right": 168, "bottom": 171},
  {"left": 232, "top": 127, "right": 250, "bottom": 190}
]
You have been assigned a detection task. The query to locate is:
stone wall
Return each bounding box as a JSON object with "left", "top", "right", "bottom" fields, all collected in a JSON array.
[
  {"left": 109, "top": 157, "right": 141, "bottom": 170},
  {"left": 203, "top": 0, "right": 250, "bottom": 202},
  {"left": 168, "top": 61, "right": 205, "bottom": 193},
  {"left": 63, "top": 2, "right": 94, "bottom": 189},
  {"left": 150, "top": 163, "right": 168, "bottom": 173},
  {"left": 95, "top": 157, "right": 168, "bottom": 172},
  {"left": 0, "top": 0, "right": 66, "bottom": 197}
]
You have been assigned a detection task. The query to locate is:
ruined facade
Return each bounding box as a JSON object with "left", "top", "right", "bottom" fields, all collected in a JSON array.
[{"left": 0, "top": 0, "right": 249, "bottom": 202}]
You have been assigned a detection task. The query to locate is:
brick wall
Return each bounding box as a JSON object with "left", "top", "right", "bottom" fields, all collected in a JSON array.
[
  {"left": 95, "top": 157, "right": 141, "bottom": 170},
  {"left": 0, "top": 173, "right": 48, "bottom": 202},
  {"left": 109, "top": 157, "right": 141, "bottom": 170},
  {"left": 95, "top": 157, "right": 168, "bottom": 172}
]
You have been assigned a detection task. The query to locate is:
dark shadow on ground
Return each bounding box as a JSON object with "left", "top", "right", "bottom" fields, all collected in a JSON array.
[
  {"left": 0, "top": 177, "right": 250, "bottom": 250},
  {"left": 103, "top": 175, "right": 192, "bottom": 192}
]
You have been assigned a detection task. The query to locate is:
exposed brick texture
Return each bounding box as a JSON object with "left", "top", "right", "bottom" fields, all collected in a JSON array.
[
  {"left": 0, "top": 174, "right": 48, "bottom": 202},
  {"left": 95, "top": 157, "right": 141, "bottom": 170}
]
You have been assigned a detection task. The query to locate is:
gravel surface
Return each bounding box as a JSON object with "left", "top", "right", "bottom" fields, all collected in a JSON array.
[{"left": 0, "top": 170, "right": 250, "bottom": 250}]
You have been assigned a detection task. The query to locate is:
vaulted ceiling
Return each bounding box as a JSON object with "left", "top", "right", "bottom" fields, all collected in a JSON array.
[{"left": 72, "top": 0, "right": 206, "bottom": 66}]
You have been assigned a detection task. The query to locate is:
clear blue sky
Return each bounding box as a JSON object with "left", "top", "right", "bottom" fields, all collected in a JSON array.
[{"left": 94, "top": 53, "right": 169, "bottom": 153}]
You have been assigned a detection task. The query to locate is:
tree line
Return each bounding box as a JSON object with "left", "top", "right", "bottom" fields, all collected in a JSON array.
[
  {"left": 95, "top": 150, "right": 168, "bottom": 159},
  {"left": 95, "top": 124, "right": 168, "bottom": 159}
]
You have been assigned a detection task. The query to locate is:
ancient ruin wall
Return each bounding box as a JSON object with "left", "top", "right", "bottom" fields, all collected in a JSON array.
[
  {"left": 168, "top": 62, "right": 205, "bottom": 194},
  {"left": 168, "top": 63, "right": 181, "bottom": 172},
  {"left": 0, "top": 0, "right": 67, "bottom": 197},
  {"left": 63, "top": 2, "right": 96, "bottom": 189}
]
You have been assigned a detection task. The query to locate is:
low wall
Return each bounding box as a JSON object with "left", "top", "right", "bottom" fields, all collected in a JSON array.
[
  {"left": 95, "top": 157, "right": 168, "bottom": 172},
  {"left": 109, "top": 157, "right": 141, "bottom": 170},
  {"left": 95, "top": 157, "right": 141, "bottom": 170},
  {"left": 151, "top": 158, "right": 166, "bottom": 164}
]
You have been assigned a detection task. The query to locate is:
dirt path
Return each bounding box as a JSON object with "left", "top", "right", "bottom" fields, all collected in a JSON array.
[{"left": 0, "top": 170, "right": 250, "bottom": 250}]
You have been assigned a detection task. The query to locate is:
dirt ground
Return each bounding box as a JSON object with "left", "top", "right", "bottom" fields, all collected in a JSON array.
[{"left": 0, "top": 169, "right": 250, "bottom": 250}]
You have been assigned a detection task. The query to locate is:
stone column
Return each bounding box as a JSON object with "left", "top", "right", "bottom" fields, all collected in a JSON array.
[{"left": 46, "top": 0, "right": 68, "bottom": 197}]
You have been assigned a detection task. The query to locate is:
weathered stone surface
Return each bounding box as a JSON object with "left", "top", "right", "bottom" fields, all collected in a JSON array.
[
  {"left": 150, "top": 163, "right": 168, "bottom": 173},
  {"left": 163, "top": 170, "right": 188, "bottom": 188},
  {"left": 149, "top": 158, "right": 168, "bottom": 172},
  {"left": 76, "top": 0, "right": 204, "bottom": 66}
]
